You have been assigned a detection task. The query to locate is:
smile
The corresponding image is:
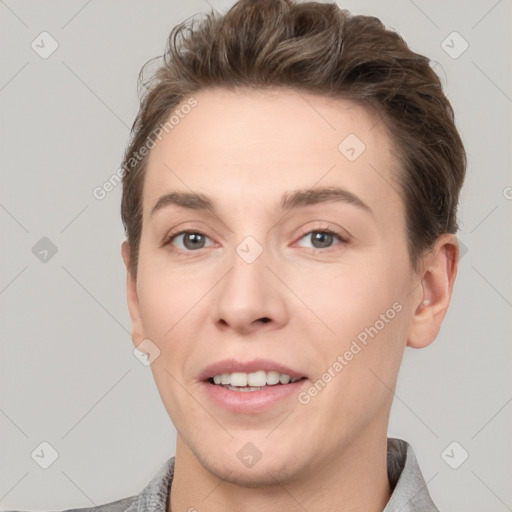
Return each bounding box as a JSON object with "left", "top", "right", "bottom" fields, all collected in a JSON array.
[
  {"left": 211, "top": 370, "right": 303, "bottom": 391},
  {"left": 198, "top": 359, "right": 309, "bottom": 413}
]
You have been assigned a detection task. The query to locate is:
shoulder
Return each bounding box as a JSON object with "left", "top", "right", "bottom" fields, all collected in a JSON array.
[
  {"left": 4, "top": 495, "right": 138, "bottom": 512},
  {"left": 61, "top": 495, "right": 138, "bottom": 512},
  {"left": 3, "top": 456, "right": 175, "bottom": 512}
]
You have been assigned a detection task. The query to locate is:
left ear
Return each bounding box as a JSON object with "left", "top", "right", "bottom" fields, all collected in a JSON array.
[{"left": 407, "top": 233, "right": 459, "bottom": 349}]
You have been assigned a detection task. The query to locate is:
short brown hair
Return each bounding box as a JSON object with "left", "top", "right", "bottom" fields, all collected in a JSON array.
[{"left": 121, "top": 0, "right": 466, "bottom": 278}]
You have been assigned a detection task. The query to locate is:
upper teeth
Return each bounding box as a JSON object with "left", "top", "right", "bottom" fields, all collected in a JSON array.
[{"left": 212, "top": 371, "right": 300, "bottom": 387}]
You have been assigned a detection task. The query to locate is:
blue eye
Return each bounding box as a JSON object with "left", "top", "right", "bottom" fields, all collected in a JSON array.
[
  {"left": 165, "top": 231, "right": 214, "bottom": 251},
  {"left": 296, "top": 229, "right": 347, "bottom": 250},
  {"left": 164, "top": 228, "right": 348, "bottom": 254}
]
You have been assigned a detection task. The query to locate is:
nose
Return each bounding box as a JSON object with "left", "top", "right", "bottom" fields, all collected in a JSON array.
[{"left": 211, "top": 247, "right": 289, "bottom": 336}]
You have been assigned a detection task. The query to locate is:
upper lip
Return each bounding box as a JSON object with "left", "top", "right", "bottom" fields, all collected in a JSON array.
[{"left": 198, "top": 358, "right": 307, "bottom": 381}]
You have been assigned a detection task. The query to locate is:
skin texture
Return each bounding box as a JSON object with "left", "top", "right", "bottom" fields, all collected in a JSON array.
[{"left": 122, "top": 87, "right": 459, "bottom": 512}]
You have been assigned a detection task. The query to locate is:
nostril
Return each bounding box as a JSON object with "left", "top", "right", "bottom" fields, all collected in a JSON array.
[{"left": 259, "top": 317, "right": 271, "bottom": 323}]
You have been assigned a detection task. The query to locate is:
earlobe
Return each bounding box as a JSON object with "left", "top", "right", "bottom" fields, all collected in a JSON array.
[
  {"left": 407, "top": 234, "right": 459, "bottom": 349},
  {"left": 121, "top": 240, "right": 131, "bottom": 271},
  {"left": 121, "top": 241, "right": 145, "bottom": 348}
]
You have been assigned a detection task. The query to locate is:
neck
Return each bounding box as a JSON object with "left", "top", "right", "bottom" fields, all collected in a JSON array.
[{"left": 169, "top": 426, "right": 392, "bottom": 512}]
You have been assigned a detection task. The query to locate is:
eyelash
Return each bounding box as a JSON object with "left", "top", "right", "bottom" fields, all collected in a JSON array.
[
  {"left": 163, "top": 227, "right": 349, "bottom": 254},
  {"left": 296, "top": 226, "right": 349, "bottom": 248}
]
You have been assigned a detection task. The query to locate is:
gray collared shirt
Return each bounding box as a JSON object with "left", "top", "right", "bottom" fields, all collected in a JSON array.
[{"left": 8, "top": 438, "right": 439, "bottom": 512}]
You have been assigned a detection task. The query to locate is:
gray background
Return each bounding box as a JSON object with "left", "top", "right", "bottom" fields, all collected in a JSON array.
[{"left": 0, "top": 0, "right": 511, "bottom": 510}]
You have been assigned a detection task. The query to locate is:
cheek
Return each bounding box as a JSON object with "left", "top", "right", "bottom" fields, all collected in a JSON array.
[
  {"left": 137, "top": 262, "right": 205, "bottom": 339},
  {"left": 296, "top": 261, "right": 406, "bottom": 334},
  {"left": 290, "top": 257, "right": 411, "bottom": 400},
  {"left": 137, "top": 266, "right": 206, "bottom": 425},
  {"left": 135, "top": 262, "right": 218, "bottom": 395},
  {"left": 293, "top": 270, "right": 409, "bottom": 429}
]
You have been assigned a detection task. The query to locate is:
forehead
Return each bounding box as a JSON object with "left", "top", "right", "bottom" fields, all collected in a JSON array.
[{"left": 142, "top": 87, "right": 403, "bottom": 224}]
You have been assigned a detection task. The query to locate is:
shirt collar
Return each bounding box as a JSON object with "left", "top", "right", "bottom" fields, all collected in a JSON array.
[
  {"left": 134, "top": 437, "right": 438, "bottom": 512},
  {"left": 383, "top": 438, "right": 439, "bottom": 511}
]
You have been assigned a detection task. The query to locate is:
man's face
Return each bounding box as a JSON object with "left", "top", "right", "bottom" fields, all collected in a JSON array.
[{"left": 125, "top": 87, "right": 423, "bottom": 485}]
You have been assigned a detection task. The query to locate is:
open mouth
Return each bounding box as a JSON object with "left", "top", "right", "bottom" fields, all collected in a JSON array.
[
  {"left": 207, "top": 370, "right": 307, "bottom": 392},
  {"left": 200, "top": 362, "right": 309, "bottom": 412}
]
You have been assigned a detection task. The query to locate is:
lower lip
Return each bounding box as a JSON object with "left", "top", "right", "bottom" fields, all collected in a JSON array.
[{"left": 200, "top": 379, "right": 308, "bottom": 414}]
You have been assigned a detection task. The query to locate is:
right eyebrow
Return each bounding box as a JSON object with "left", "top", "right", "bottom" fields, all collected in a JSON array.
[{"left": 150, "top": 192, "right": 214, "bottom": 218}]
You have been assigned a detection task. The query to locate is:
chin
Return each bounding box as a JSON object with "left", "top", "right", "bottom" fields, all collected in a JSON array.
[{"left": 196, "top": 446, "right": 308, "bottom": 488}]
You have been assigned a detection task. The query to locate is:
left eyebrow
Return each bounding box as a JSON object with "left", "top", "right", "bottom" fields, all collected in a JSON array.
[
  {"left": 150, "top": 186, "right": 373, "bottom": 218},
  {"left": 281, "top": 186, "right": 373, "bottom": 216}
]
